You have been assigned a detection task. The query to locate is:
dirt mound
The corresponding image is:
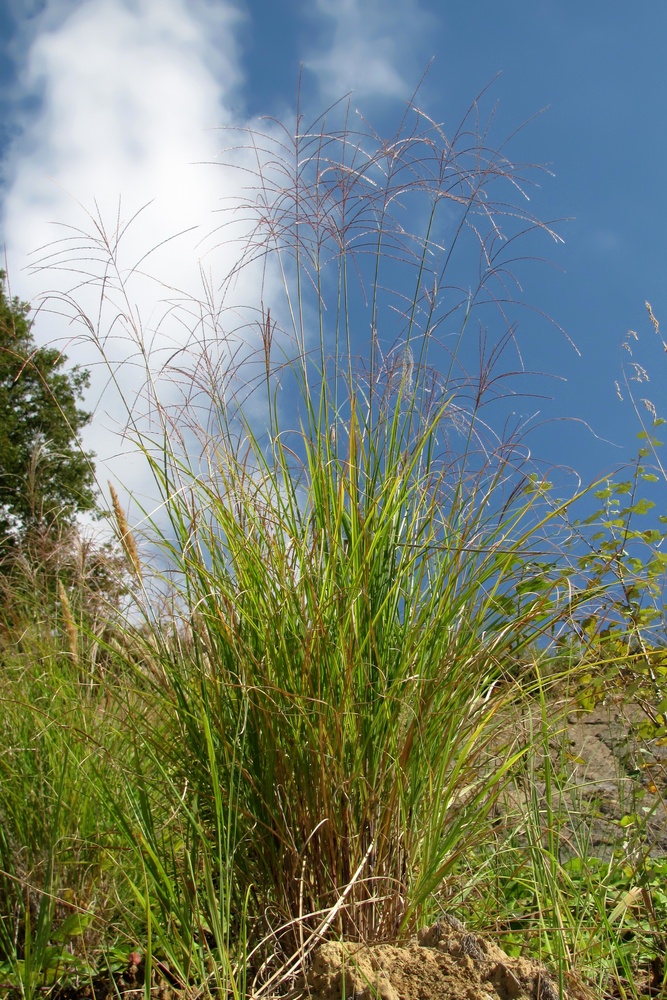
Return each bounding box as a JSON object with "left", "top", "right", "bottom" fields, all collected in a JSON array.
[{"left": 301, "top": 919, "right": 593, "bottom": 1000}]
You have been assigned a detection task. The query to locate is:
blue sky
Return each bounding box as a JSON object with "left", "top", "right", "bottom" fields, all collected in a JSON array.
[{"left": 0, "top": 0, "right": 666, "bottom": 507}]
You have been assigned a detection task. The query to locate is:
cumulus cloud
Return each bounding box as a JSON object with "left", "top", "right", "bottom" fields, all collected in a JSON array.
[
  {"left": 304, "top": 0, "right": 433, "bottom": 104},
  {"left": 0, "top": 0, "right": 269, "bottom": 509},
  {"left": 3, "top": 0, "right": 244, "bottom": 293},
  {"left": 0, "top": 0, "right": 433, "bottom": 518}
]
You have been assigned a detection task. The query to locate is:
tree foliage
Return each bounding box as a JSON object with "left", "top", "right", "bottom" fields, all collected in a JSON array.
[{"left": 0, "top": 272, "right": 97, "bottom": 544}]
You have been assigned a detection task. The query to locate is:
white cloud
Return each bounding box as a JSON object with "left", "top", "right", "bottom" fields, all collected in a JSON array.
[
  {"left": 0, "top": 0, "right": 435, "bottom": 527},
  {"left": 304, "top": 0, "right": 433, "bottom": 104},
  {"left": 3, "top": 0, "right": 244, "bottom": 288},
  {"left": 0, "top": 0, "right": 275, "bottom": 514}
]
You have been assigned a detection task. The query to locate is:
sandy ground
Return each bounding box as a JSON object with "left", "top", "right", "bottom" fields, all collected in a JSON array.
[{"left": 298, "top": 920, "right": 595, "bottom": 1000}]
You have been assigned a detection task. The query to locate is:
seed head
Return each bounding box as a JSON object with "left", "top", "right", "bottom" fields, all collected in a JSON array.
[
  {"left": 109, "top": 482, "right": 142, "bottom": 580},
  {"left": 58, "top": 579, "right": 79, "bottom": 670}
]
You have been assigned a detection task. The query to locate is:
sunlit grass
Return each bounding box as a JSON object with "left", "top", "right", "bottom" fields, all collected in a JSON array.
[{"left": 0, "top": 89, "right": 665, "bottom": 1000}]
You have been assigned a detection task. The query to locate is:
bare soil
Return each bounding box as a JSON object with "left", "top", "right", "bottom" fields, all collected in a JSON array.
[{"left": 298, "top": 919, "right": 594, "bottom": 1000}]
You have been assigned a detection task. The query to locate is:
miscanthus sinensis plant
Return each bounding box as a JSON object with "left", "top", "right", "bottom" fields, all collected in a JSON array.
[{"left": 28, "top": 90, "right": 602, "bottom": 980}]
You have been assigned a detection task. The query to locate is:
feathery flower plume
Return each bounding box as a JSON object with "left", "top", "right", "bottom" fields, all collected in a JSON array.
[
  {"left": 58, "top": 579, "right": 79, "bottom": 671},
  {"left": 109, "top": 482, "right": 142, "bottom": 581}
]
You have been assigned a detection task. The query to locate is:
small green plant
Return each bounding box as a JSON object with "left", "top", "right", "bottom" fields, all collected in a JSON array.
[
  {"left": 561, "top": 428, "right": 667, "bottom": 751},
  {"left": 569, "top": 305, "right": 667, "bottom": 732}
]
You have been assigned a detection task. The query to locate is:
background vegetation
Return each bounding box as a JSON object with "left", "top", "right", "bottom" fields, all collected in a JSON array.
[{"left": 0, "top": 272, "right": 97, "bottom": 544}]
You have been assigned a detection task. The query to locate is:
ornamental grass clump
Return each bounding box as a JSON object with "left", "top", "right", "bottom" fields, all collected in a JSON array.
[{"left": 33, "top": 91, "right": 600, "bottom": 976}]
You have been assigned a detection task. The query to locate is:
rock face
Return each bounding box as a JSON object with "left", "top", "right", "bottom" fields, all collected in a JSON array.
[{"left": 302, "top": 919, "right": 590, "bottom": 1000}]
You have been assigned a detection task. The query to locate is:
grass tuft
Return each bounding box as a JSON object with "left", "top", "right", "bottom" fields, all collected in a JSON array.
[{"left": 0, "top": 88, "right": 664, "bottom": 999}]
